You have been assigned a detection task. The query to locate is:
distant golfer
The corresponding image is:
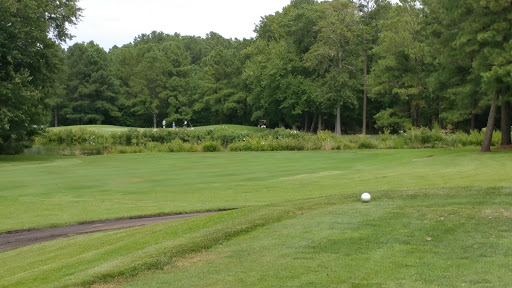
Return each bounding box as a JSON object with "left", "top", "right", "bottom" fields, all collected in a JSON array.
[
  {"left": 162, "top": 119, "right": 166, "bottom": 128},
  {"left": 183, "top": 121, "right": 187, "bottom": 128},
  {"left": 172, "top": 122, "right": 176, "bottom": 129}
]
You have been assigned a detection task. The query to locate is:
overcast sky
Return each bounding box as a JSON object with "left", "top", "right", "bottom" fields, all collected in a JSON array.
[{"left": 67, "top": 0, "right": 292, "bottom": 50}]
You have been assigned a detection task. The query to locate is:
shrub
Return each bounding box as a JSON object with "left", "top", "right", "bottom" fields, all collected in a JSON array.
[
  {"left": 210, "top": 128, "right": 247, "bottom": 147},
  {"left": 34, "top": 124, "right": 497, "bottom": 155},
  {"left": 166, "top": 139, "right": 198, "bottom": 152},
  {"left": 357, "top": 137, "right": 378, "bottom": 149},
  {"left": 317, "top": 130, "right": 336, "bottom": 142},
  {"left": 374, "top": 108, "right": 412, "bottom": 133},
  {"left": 201, "top": 142, "right": 222, "bottom": 152},
  {"left": 0, "top": 141, "right": 30, "bottom": 155}
]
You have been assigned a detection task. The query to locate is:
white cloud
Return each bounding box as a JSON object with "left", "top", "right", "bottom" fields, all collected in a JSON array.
[{"left": 68, "top": 0, "right": 291, "bottom": 49}]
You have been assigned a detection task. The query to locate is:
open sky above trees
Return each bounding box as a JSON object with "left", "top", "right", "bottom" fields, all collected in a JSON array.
[{"left": 68, "top": 0, "right": 294, "bottom": 49}]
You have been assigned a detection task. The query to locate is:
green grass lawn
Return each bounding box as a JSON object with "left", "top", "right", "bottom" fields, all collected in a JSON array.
[
  {"left": 48, "top": 125, "right": 142, "bottom": 132},
  {"left": 48, "top": 124, "right": 263, "bottom": 133},
  {"left": 1, "top": 148, "right": 511, "bottom": 287}
]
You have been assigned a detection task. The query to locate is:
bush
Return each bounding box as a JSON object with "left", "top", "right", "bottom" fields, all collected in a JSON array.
[
  {"left": 201, "top": 142, "right": 222, "bottom": 152},
  {"left": 357, "top": 137, "right": 378, "bottom": 149},
  {"left": 0, "top": 141, "right": 30, "bottom": 155},
  {"left": 34, "top": 125, "right": 497, "bottom": 155},
  {"left": 374, "top": 109, "right": 412, "bottom": 133}
]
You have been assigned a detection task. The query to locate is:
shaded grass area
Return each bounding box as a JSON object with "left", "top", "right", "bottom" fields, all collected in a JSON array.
[
  {"left": 1, "top": 187, "right": 511, "bottom": 287},
  {"left": 1, "top": 148, "right": 512, "bottom": 232}
]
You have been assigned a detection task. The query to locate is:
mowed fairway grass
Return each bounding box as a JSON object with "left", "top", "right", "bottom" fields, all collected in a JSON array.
[{"left": 1, "top": 148, "right": 511, "bottom": 287}]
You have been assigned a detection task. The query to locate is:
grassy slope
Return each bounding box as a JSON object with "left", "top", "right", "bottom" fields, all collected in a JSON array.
[
  {"left": 48, "top": 125, "right": 141, "bottom": 132},
  {"left": 0, "top": 148, "right": 511, "bottom": 287},
  {"left": 47, "top": 124, "right": 263, "bottom": 133}
]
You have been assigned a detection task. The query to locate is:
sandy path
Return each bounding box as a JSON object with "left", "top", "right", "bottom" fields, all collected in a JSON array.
[{"left": 0, "top": 211, "right": 219, "bottom": 251}]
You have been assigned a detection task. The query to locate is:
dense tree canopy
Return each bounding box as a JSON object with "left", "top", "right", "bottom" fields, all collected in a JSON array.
[
  {"left": 2, "top": 0, "right": 511, "bottom": 153},
  {"left": 64, "top": 42, "right": 120, "bottom": 125}
]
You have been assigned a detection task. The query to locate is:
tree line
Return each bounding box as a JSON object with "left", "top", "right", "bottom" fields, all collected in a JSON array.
[{"left": 1, "top": 0, "right": 511, "bottom": 153}]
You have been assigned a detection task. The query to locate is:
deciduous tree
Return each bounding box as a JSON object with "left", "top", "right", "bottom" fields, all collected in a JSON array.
[{"left": 0, "top": 0, "right": 81, "bottom": 153}]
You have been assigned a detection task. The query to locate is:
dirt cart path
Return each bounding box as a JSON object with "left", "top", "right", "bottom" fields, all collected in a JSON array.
[{"left": 0, "top": 211, "right": 219, "bottom": 252}]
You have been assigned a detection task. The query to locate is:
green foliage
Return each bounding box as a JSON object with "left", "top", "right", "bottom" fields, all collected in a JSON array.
[
  {"left": 201, "top": 142, "right": 222, "bottom": 152},
  {"left": 35, "top": 124, "right": 507, "bottom": 155},
  {"left": 374, "top": 108, "right": 412, "bottom": 133},
  {"left": 357, "top": 136, "right": 378, "bottom": 149},
  {"left": 36, "top": 127, "right": 109, "bottom": 146},
  {"left": 0, "top": 0, "right": 81, "bottom": 154},
  {"left": 64, "top": 42, "right": 121, "bottom": 125}
]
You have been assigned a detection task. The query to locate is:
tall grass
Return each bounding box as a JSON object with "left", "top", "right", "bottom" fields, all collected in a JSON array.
[{"left": 31, "top": 126, "right": 507, "bottom": 155}]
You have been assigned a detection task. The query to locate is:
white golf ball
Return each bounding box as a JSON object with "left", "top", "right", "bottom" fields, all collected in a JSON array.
[{"left": 361, "top": 192, "right": 371, "bottom": 203}]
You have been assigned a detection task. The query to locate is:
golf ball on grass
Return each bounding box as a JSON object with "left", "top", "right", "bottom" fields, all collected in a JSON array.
[{"left": 361, "top": 192, "right": 371, "bottom": 203}]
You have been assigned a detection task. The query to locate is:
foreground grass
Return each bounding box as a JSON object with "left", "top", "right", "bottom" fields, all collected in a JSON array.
[
  {"left": 1, "top": 187, "right": 511, "bottom": 287},
  {"left": 1, "top": 148, "right": 511, "bottom": 287},
  {"left": 1, "top": 148, "right": 512, "bottom": 232}
]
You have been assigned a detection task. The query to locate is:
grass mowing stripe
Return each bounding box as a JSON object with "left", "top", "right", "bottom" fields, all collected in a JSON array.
[{"left": 0, "top": 195, "right": 349, "bottom": 288}]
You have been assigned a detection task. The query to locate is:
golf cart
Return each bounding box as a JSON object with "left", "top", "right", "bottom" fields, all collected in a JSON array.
[{"left": 258, "top": 120, "right": 267, "bottom": 128}]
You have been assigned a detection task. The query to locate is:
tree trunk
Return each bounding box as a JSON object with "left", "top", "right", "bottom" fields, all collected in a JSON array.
[
  {"left": 414, "top": 104, "right": 420, "bottom": 127},
  {"left": 310, "top": 112, "right": 317, "bottom": 133},
  {"left": 54, "top": 107, "right": 58, "bottom": 127},
  {"left": 480, "top": 91, "right": 499, "bottom": 152},
  {"left": 362, "top": 52, "right": 368, "bottom": 135},
  {"left": 501, "top": 100, "right": 511, "bottom": 146},
  {"left": 305, "top": 113, "right": 310, "bottom": 133},
  {"left": 470, "top": 99, "right": 476, "bottom": 131},
  {"left": 317, "top": 113, "right": 322, "bottom": 132},
  {"left": 335, "top": 105, "right": 342, "bottom": 135},
  {"left": 470, "top": 113, "right": 476, "bottom": 131},
  {"left": 438, "top": 93, "right": 442, "bottom": 128},
  {"left": 153, "top": 113, "right": 157, "bottom": 129}
]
